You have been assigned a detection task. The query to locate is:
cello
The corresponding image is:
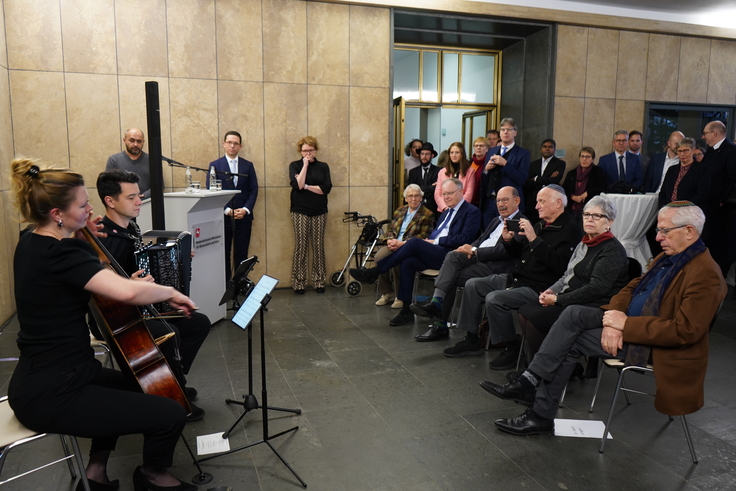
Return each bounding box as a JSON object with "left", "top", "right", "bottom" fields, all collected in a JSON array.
[{"left": 80, "top": 226, "right": 191, "bottom": 413}]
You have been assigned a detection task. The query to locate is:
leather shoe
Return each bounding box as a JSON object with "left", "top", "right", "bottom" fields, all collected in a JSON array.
[
  {"left": 410, "top": 299, "right": 441, "bottom": 319},
  {"left": 389, "top": 309, "right": 413, "bottom": 326},
  {"left": 349, "top": 267, "right": 380, "bottom": 284},
  {"left": 479, "top": 379, "right": 535, "bottom": 406},
  {"left": 414, "top": 323, "right": 449, "bottom": 341},
  {"left": 186, "top": 402, "right": 205, "bottom": 422},
  {"left": 494, "top": 408, "right": 554, "bottom": 436},
  {"left": 184, "top": 386, "right": 198, "bottom": 401},
  {"left": 77, "top": 479, "right": 120, "bottom": 491},
  {"left": 489, "top": 346, "right": 521, "bottom": 370}
]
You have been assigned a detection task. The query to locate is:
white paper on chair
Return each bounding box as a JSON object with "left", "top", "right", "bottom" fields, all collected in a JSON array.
[
  {"left": 554, "top": 419, "right": 613, "bottom": 439},
  {"left": 196, "top": 432, "right": 231, "bottom": 455}
]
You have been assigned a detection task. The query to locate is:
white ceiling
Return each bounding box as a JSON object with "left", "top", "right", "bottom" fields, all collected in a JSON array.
[{"left": 475, "top": 0, "right": 736, "bottom": 29}]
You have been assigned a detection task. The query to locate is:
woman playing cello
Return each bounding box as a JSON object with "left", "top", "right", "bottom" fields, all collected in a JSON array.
[{"left": 7, "top": 158, "right": 198, "bottom": 491}]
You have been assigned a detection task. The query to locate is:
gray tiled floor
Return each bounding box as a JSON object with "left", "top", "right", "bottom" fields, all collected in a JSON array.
[{"left": 1, "top": 286, "right": 736, "bottom": 491}]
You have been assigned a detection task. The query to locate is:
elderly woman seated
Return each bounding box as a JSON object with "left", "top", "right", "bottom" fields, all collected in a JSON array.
[
  {"left": 374, "top": 184, "right": 435, "bottom": 309},
  {"left": 516, "top": 195, "right": 630, "bottom": 370}
]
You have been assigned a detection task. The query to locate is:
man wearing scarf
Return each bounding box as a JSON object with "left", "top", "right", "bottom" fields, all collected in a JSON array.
[{"left": 482, "top": 201, "right": 727, "bottom": 436}]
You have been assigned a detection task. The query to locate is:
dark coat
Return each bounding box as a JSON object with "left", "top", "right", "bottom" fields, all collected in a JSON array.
[
  {"left": 207, "top": 156, "right": 258, "bottom": 219},
  {"left": 644, "top": 151, "right": 669, "bottom": 193},
  {"left": 598, "top": 151, "right": 644, "bottom": 191},
  {"left": 407, "top": 163, "right": 441, "bottom": 216},
  {"left": 523, "top": 157, "right": 566, "bottom": 221},
  {"left": 658, "top": 162, "right": 711, "bottom": 209},
  {"left": 479, "top": 144, "right": 531, "bottom": 226},
  {"left": 562, "top": 164, "right": 607, "bottom": 215}
]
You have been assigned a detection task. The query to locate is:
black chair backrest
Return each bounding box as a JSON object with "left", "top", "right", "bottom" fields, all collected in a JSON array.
[{"left": 627, "top": 257, "right": 642, "bottom": 281}]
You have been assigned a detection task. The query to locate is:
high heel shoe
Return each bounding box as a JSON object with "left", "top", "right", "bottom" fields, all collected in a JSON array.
[
  {"left": 132, "top": 467, "right": 198, "bottom": 491},
  {"left": 76, "top": 478, "right": 120, "bottom": 491}
]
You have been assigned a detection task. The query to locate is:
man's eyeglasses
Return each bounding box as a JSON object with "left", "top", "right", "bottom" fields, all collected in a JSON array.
[
  {"left": 496, "top": 197, "right": 510, "bottom": 204},
  {"left": 441, "top": 189, "right": 460, "bottom": 198},
  {"left": 655, "top": 224, "right": 688, "bottom": 236}
]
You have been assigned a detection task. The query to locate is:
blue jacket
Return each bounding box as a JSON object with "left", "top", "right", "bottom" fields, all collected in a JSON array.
[
  {"left": 644, "top": 151, "right": 668, "bottom": 193},
  {"left": 207, "top": 156, "right": 259, "bottom": 220},
  {"left": 430, "top": 200, "right": 481, "bottom": 250},
  {"left": 598, "top": 151, "right": 643, "bottom": 191}
]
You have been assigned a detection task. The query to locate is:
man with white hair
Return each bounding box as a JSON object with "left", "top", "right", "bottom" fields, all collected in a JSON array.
[
  {"left": 484, "top": 202, "right": 726, "bottom": 436},
  {"left": 444, "top": 185, "right": 582, "bottom": 364}
]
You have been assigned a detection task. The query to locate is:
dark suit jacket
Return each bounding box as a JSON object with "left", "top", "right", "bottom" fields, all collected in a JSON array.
[
  {"left": 702, "top": 138, "right": 736, "bottom": 205},
  {"left": 472, "top": 211, "right": 526, "bottom": 264},
  {"left": 562, "top": 164, "right": 607, "bottom": 214},
  {"left": 479, "top": 144, "right": 531, "bottom": 224},
  {"left": 430, "top": 200, "right": 481, "bottom": 250},
  {"left": 408, "top": 163, "right": 441, "bottom": 215},
  {"left": 644, "top": 151, "right": 669, "bottom": 193},
  {"left": 523, "top": 157, "right": 566, "bottom": 218},
  {"left": 658, "top": 162, "right": 711, "bottom": 208},
  {"left": 207, "top": 156, "right": 259, "bottom": 220},
  {"left": 598, "top": 151, "right": 643, "bottom": 191}
]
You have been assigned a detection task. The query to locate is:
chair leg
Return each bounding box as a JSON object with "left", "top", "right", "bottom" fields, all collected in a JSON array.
[
  {"left": 59, "top": 434, "right": 77, "bottom": 478},
  {"left": 559, "top": 383, "right": 567, "bottom": 407},
  {"left": 515, "top": 335, "right": 526, "bottom": 371},
  {"left": 589, "top": 358, "right": 604, "bottom": 412},
  {"left": 599, "top": 369, "right": 627, "bottom": 453},
  {"left": 680, "top": 416, "right": 698, "bottom": 464},
  {"left": 69, "top": 435, "right": 91, "bottom": 491}
]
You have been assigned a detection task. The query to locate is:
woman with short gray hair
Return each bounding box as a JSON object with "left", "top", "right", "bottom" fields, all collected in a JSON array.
[{"left": 658, "top": 137, "right": 710, "bottom": 209}]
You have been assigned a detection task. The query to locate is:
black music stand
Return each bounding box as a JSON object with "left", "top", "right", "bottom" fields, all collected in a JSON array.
[{"left": 198, "top": 276, "right": 306, "bottom": 488}]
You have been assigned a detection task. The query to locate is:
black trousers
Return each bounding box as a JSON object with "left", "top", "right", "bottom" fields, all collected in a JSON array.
[
  {"left": 225, "top": 216, "right": 253, "bottom": 281},
  {"left": 11, "top": 361, "right": 186, "bottom": 469},
  {"left": 146, "top": 312, "right": 211, "bottom": 375}
]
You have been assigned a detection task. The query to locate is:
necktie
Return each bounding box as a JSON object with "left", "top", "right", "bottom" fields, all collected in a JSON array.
[
  {"left": 429, "top": 208, "right": 454, "bottom": 240},
  {"left": 422, "top": 166, "right": 427, "bottom": 181},
  {"left": 618, "top": 155, "right": 625, "bottom": 181},
  {"left": 501, "top": 147, "right": 508, "bottom": 156},
  {"left": 230, "top": 159, "right": 238, "bottom": 187}
]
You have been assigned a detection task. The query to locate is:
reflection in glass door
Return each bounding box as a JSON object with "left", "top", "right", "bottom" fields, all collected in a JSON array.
[
  {"left": 462, "top": 110, "right": 495, "bottom": 150},
  {"left": 393, "top": 97, "right": 406, "bottom": 210}
]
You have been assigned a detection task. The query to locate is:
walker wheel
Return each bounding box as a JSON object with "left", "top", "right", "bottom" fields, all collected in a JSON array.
[
  {"left": 346, "top": 281, "right": 362, "bottom": 297},
  {"left": 331, "top": 271, "right": 345, "bottom": 287}
]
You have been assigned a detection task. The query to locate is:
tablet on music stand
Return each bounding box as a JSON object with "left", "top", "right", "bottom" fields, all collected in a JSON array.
[{"left": 231, "top": 275, "right": 279, "bottom": 330}]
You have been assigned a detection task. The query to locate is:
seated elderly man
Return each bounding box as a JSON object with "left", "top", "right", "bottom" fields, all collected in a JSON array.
[
  {"left": 410, "top": 186, "right": 523, "bottom": 342},
  {"left": 351, "top": 178, "right": 481, "bottom": 326},
  {"left": 374, "top": 183, "right": 435, "bottom": 310},
  {"left": 484, "top": 202, "right": 726, "bottom": 436},
  {"left": 443, "top": 184, "right": 582, "bottom": 364}
]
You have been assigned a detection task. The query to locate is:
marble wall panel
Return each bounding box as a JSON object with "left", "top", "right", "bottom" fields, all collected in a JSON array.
[
  {"left": 615, "top": 31, "right": 649, "bottom": 101},
  {"left": 5, "top": 0, "right": 63, "bottom": 71},
  {"left": 677, "top": 37, "right": 711, "bottom": 103},
  {"left": 585, "top": 28, "right": 619, "bottom": 99},
  {"left": 349, "top": 87, "right": 389, "bottom": 187},
  {"left": 323, "top": 186, "right": 349, "bottom": 283},
  {"left": 348, "top": 186, "right": 387, "bottom": 246},
  {"left": 218, "top": 81, "right": 265, "bottom": 180},
  {"left": 10, "top": 71, "right": 69, "bottom": 167},
  {"left": 582, "top": 98, "right": 616, "bottom": 163},
  {"left": 552, "top": 96, "right": 585, "bottom": 175},
  {"left": 613, "top": 100, "right": 645, "bottom": 135},
  {"left": 115, "top": 0, "right": 168, "bottom": 77},
  {"left": 87, "top": 186, "right": 104, "bottom": 222},
  {"left": 117, "top": 76, "right": 172, "bottom": 157},
  {"left": 707, "top": 39, "right": 736, "bottom": 105},
  {"left": 0, "top": 1, "right": 7, "bottom": 68},
  {"left": 349, "top": 6, "right": 390, "bottom": 88},
  {"left": 216, "top": 0, "right": 263, "bottom": 82},
  {"left": 264, "top": 186, "right": 296, "bottom": 287},
  {"left": 555, "top": 25, "right": 588, "bottom": 98},
  {"left": 65, "top": 73, "right": 120, "bottom": 183},
  {"left": 0, "top": 67, "right": 13, "bottom": 191},
  {"left": 263, "top": 0, "right": 307, "bottom": 84},
  {"left": 60, "top": 0, "right": 117, "bottom": 74},
  {"left": 247, "top": 185, "right": 267, "bottom": 283},
  {"left": 646, "top": 34, "right": 680, "bottom": 102},
  {"left": 263, "top": 83, "right": 307, "bottom": 187},
  {"left": 307, "top": 85, "right": 349, "bottom": 187},
  {"left": 307, "top": 3, "right": 349, "bottom": 86},
  {"left": 0, "top": 191, "right": 18, "bottom": 319},
  {"left": 167, "top": 0, "right": 217, "bottom": 79},
  {"left": 169, "top": 78, "right": 219, "bottom": 188}
]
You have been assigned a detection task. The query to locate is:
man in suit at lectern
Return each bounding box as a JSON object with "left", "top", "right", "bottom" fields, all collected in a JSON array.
[{"left": 207, "top": 131, "right": 259, "bottom": 280}]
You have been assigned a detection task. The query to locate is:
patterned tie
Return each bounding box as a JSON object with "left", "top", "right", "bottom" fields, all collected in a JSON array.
[
  {"left": 618, "top": 155, "right": 625, "bottom": 181},
  {"left": 429, "top": 208, "right": 454, "bottom": 240},
  {"left": 501, "top": 147, "right": 508, "bottom": 156}
]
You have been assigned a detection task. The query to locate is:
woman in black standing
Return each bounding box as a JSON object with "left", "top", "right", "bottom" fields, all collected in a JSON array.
[
  {"left": 289, "top": 136, "right": 333, "bottom": 294},
  {"left": 8, "top": 158, "right": 198, "bottom": 491},
  {"left": 562, "top": 146, "right": 607, "bottom": 220}
]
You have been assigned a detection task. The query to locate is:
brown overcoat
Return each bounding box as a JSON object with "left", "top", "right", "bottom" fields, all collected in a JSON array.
[{"left": 602, "top": 249, "right": 727, "bottom": 416}]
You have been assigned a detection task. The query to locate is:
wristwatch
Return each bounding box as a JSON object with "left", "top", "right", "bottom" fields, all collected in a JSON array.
[{"left": 470, "top": 246, "right": 478, "bottom": 255}]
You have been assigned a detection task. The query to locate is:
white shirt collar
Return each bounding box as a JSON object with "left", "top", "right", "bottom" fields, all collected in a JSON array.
[{"left": 713, "top": 137, "right": 726, "bottom": 150}]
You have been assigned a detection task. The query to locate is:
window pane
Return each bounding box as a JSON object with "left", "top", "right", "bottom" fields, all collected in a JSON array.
[
  {"left": 460, "top": 54, "right": 495, "bottom": 103},
  {"left": 422, "top": 51, "right": 439, "bottom": 102},
  {"left": 442, "top": 53, "right": 459, "bottom": 103},
  {"left": 393, "top": 49, "right": 420, "bottom": 100}
]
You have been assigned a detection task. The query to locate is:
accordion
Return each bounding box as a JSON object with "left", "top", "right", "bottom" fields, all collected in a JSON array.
[{"left": 135, "top": 230, "right": 192, "bottom": 314}]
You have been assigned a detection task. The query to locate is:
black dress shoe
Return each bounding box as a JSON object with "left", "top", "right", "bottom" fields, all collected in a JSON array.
[
  {"left": 505, "top": 370, "right": 524, "bottom": 383},
  {"left": 132, "top": 467, "right": 198, "bottom": 491},
  {"left": 414, "top": 323, "right": 449, "bottom": 341},
  {"left": 316, "top": 287, "right": 325, "bottom": 294},
  {"left": 479, "top": 379, "right": 535, "bottom": 406},
  {"left": 186, "top": 403, "right": 205, "bottom": 422},
  {"left": 494, "top": 408, "right": 554, "bottom": 436},
  {"left": 349, "top": 267, "right": 380, "bottom": 284},
  {"left": 184, "top": 386, "right": 198, "bottom": 401},
  {"left": 489, "top": 346, "right": 521, "bottom": 370},
  {"left": 389, "top": 309, "right": 414, "bottom": 326},
  {"left": 294, "top": 289, "right": 305, "bottom": 295},
  {"left": 409, "top": 299, "right": 441, "bottom": 319},
  {"left": 77, "top": 479, "right": 120, "bottom": 491}
]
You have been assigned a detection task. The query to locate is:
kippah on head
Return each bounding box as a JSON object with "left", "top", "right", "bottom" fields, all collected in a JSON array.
[
  {"left": 666, "top": 200, "right": 695, "bottom": 208},
  {"left": 544, "top": 184, "right": 565, "bottom": 195}
]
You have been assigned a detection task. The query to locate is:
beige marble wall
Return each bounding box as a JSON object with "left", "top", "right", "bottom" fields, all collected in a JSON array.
[
  {"left": 554, "top": 25, "right": 736, "bottom": 176},
  {"left": 1, "top": 0, "right": 392, "bottom": 316}
]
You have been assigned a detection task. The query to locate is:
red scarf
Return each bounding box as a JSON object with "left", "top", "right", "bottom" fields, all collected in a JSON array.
[{"left": 581, "top": 230, "right": 614, "bottom": 247}]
